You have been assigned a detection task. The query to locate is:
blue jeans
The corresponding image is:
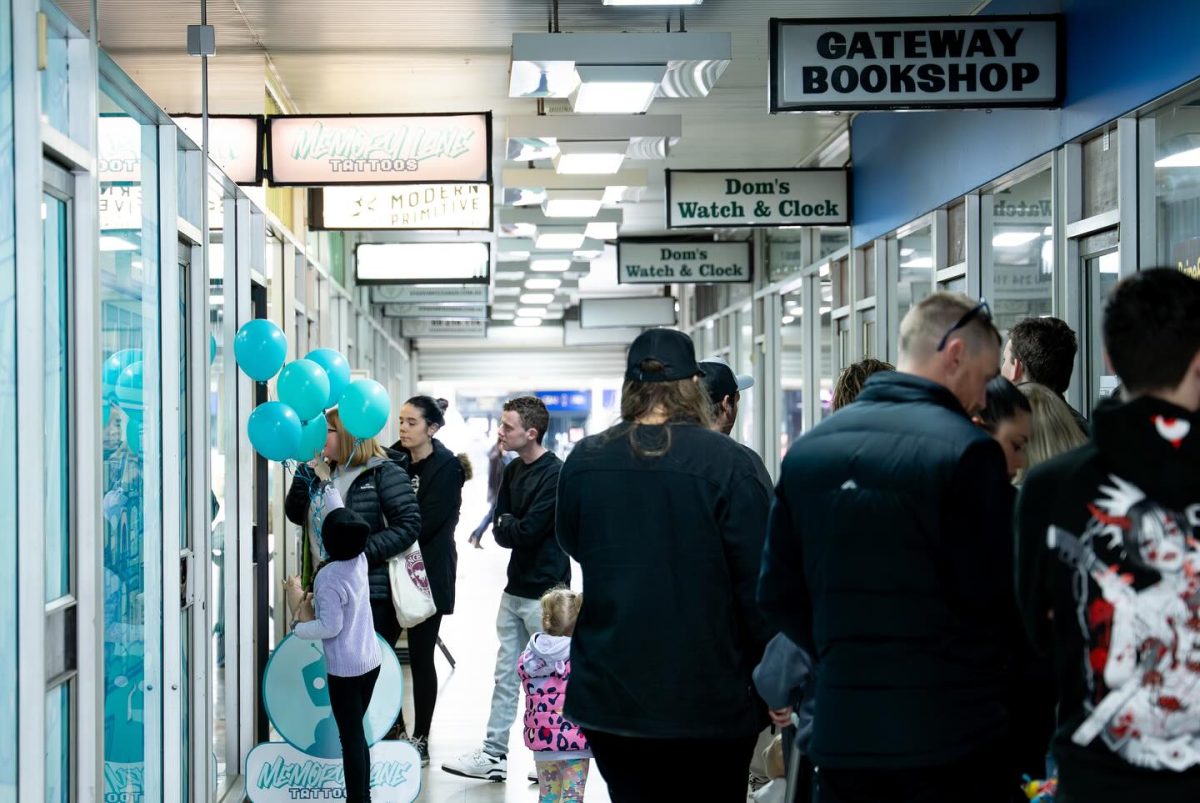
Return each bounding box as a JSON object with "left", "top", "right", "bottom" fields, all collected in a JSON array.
[{"left": 483, "top": 592, "right": 543, "bottom": 757}]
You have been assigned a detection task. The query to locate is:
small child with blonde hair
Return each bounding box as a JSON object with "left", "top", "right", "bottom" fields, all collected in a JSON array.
[{"left": 518, "top": 588, "right": 590, "bottom": 802}]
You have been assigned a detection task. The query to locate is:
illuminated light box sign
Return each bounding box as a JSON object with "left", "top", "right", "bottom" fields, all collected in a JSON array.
[
  {"left": 666, "top": 169, "right": 849, "bottom": 228},
  {"left": 355, "top": 242, "right": 490, "bottom": 285},
  {"left": 267, "top": 113, "right": 492, "bottom": 186},
  {"left": 313, "top": 183, "right": 492, "bottom": 230},
  {"left": 770, "top": 15, "right": 1063, "bottom": 112},
  {"left": 617, "top": 240, "right": 752, "bottom": 285},
  {"left": 401, "top": 318, "right": 487, "bottom": 338},
  {"left": 382, "top": 302, "right": 488, "bottom": 320},
  {"left": 579, "top": 296, "right": 677, "bottom": 328},
  {"left": 371, "top": 284, "right": 488, "bottom": 304},
  {"left": 173, "top": 115, "right": 264, "bottom": 185}
]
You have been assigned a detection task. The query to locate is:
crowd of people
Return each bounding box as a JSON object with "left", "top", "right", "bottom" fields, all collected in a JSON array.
[{"left": 282, "top": 267, "right": 1200, "bottom": 803}]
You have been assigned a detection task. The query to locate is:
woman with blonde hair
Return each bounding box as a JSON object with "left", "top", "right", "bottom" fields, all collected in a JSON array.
[{"left": 1018, "top": 382, "right": 1088, "bottom": 480}]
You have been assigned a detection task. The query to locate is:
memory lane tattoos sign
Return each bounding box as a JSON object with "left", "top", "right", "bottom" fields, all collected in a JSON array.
[
  {"left": 267, "top": 113, "right": 492, "bottom": 186},
  {"left": 666, "top": 169, "right": 848, "bottom": 229},
  {"left": 618, "top": 240, "right": 752, "bottom": 284},
  {"left": 770, "top": 15, "right": 1063, "bottom": 112}
]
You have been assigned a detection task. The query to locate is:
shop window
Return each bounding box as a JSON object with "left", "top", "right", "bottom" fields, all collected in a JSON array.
[
  {"left": 819, "top": 227, "right": 849, "bottom": 259},
  {"left": 947, "top": 200, "right": 967, "bottom": 265},
  {"left": 768, "top": 238, "right": 806, "bottom": 283},
  {"left": 990, "top": 168, "right": 1053, "bottom": 334},
  {"left": 896, "top": 226, "right": 933, "bottom": 325},
  {"left": 39, "top": 6, "right": 72, "bottom": 136},
  {"left": 0, "top": 0, "right": 15, "bottom": 789},
  {"left": 1149, "top": 91, "right": 1200, "bottom": 275},
  {"left": 818, "top": 277, "right": 834, "bottom": 420},
  {"left": 830, "top": 256, "right": 849, "bottom": 309},
  {"left": 1082, "top": 126, "right": 1119, "bottom": 218},
  {"left": 1080, "top": 228, "right": 1120, "bottom": 408},
  {"left": 780, "top": 290, "right": 804, "bottom": 456},
  {"left": 857, "top": 244, "right": 875, "bottom": 300}
]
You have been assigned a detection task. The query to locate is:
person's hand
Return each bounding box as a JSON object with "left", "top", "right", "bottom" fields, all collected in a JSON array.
[
  {"left": 468, "top": 533, "right": 483, "bottom": 549},
  {"left": 296, "top": 594, "right": 315, "bottom": 623},
  {"left": 312, "top": 458, "right": 332, "bottom": 482},
  {"left": 284, "top": 576, "right": 306, "bottom": 614},
  {"left": 768, "top": 706, "right": 793, "bottom": 728}
]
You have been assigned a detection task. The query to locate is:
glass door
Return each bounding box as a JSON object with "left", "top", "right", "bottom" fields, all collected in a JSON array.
[
  {"left": 177, "top": 246, "right": 194, "bottom": 802},
  {"left": 1084, "top": 243, "right": 1121, "bottom": 411}
]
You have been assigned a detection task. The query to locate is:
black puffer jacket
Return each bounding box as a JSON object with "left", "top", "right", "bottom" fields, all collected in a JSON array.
[
  {"left": 286, "top": 456, "right": 422, "bottom": 601},
  {"left": 389, "top": 438, "right": 466, "bottom": 615},
  {"left": 759, "top": 372, "right": 1015, "bottom": 770}
]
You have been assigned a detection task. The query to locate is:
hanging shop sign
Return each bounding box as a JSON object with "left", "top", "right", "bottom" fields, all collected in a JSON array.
[
  {"left": 536, "top": 390, "right": 592, "bottom": 413},
  {"left": 354, "top": 242, "right": 491, "bottom": 285},
  {"left": 267, "top": 113, "right": 492, "bottom": 186},
  {"left": 371, "top": 284, "right": 489, "bottom": 304},
  {"left": 770, "top": 15, "right": 1063, "bottom": 112},
  {"left": 312, "top": 183, "right": 492, "bottom": 230},
  {"left": 617, "top": 240, "right": 752, "bottom": 285},
  {"left": 666, "top": 169, "right": 849, "bottom": 229},
  {"left": 401, "top": 318, "right": 487, "bottom": 338},
  {"left": 173, "top": 115, "right": 264, "bottom": 185},
  {"left": 381, "top": 302, "right": 488, "bottom": 320}
]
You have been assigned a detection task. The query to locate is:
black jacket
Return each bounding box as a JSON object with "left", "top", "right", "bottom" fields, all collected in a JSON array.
[
  {"left": 493, "top": 450, "right": 569, "bottom": 599},
  {"left": 557, "top": 421, "right": 773, "bottom": 739},
  {"left": 1016, "top": 397, "right": 1200, "bottom": 802},
  {"left": 759, "top": 372, "right": 1015, "bottom": 769},
  {"left": 286, "top": 456, "right": 421, "bottom": 601},
  {"left": 389, "top": 439, "right": 466, "bottom": 615}
]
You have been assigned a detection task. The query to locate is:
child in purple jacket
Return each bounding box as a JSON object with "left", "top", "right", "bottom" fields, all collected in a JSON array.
[
  {"left": 518, "top": 588, "right": 590, "bottom": 802},
  {"left": 286, "top": 486, "right": 382, "bottom": 803}
]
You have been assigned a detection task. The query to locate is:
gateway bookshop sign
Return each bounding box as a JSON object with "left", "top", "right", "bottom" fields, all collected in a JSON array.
[
  {"left": 618, "top": 240, "right": 751, "bottom": 285},
  {"left": 771, "top": 15, "right": 1063, "bottom": 112},
  {"left": 667, "top": 169, "right": 848, "bottom": 229}
]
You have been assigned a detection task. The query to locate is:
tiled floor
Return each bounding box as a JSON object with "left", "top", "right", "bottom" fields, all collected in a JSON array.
[{"left": 403, "top": 494, "right": 611, "bottom": 802}]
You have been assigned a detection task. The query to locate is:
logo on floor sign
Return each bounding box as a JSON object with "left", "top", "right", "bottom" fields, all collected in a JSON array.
[{"left": 247, "top": 741, "right": 422, "bottom": 802}]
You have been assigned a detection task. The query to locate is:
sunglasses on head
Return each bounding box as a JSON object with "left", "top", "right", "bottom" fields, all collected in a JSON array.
[{"left": 936, "top": 299, "right": 992, "bottom": 352}]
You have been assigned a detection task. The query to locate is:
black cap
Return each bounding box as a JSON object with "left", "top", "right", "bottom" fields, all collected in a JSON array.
[
  {"left": 321, "top": 507, "right": 370, "bottom": 561},
  {"left": 698, "top": 360, "right": 754, "bottom": 405},
  {"left": 625, "top": 329, "right": 704, "bottom": 383}
]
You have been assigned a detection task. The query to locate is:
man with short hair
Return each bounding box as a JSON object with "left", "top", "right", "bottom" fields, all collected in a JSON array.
[
  {"left": 442, "top": 396, "right": 570, "bottom": 782},
  {"left": 1016, "top": 269, "right": 1200, "bottom": 802},
  {"left": 699, "top": 359, "right": 772, "bottom": 493},
  {"left": 760, "top": 293, "right": 1017, "bottom": 801},
  {"left": 1002, "top": 316, "right": 1088, "bottom": 432}
]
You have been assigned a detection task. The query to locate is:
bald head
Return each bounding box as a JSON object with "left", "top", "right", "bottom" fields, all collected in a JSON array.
[{"left": 898, "top": 292, "right": 1001, "bottom": 414}]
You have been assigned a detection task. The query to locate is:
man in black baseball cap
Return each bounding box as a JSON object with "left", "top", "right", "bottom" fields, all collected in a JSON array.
[
  {"left": 700, "top": 359, "right": 772, "bottom": 493},
  {"left": 625, "top": 328, "right": 706, "bottom": 382}
]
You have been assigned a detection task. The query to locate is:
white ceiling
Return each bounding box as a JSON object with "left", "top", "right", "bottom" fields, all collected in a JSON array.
[{"left": 68, "top": 0, "right": 986, "bottom": 329}]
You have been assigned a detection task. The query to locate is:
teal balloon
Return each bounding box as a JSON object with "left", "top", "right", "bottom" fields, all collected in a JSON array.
[
  {"left": 277, "top": 359, "right": 330, "bottom": 423},
  {"left": 234, "top": 319, "right": 287, "bottom": 382},
  {"left": 103, "top": 349, "right": 142, "bottom": 400},
  {"left": 209, "top": 333, "right": 218, "bottom": 364},
  {"left": 292, "top": 413, "right": 328, "bottom": 463},
  {"left": 102, "top": 403, "right": 111, "bottom": 429},
  {"left": 247, "top": 402, "right": 302, "bottom": 462},
  {"left": 305, "top": 348, "right": 351, "bottom": 408},
  {"left": 114, "top": 361, "right": 144, "bottom": 417},
  {"left": 125, "top": 417, "right": 143, "bottom": 455},
  {"left": 338, "top": 379, "right": 390, "bottom": 440}
]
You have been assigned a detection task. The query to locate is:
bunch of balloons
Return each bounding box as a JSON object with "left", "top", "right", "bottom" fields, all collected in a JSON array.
[{"left": 232, "top": 319, "right": 391, "bottom": 464}]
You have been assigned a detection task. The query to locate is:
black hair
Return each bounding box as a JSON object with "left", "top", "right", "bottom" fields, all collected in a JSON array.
[
  {"left": 1008, "top": 317, "right": 1078, "bottom": 395},
  {"left": 404, "top": 395, "right": 446, "bottom": 429},
  {"left": 976, "top": 376, "right": 1032, "bottom": 433},
  {"left": 1104, "top": 269, "right": 1200, "bottom": 394}
]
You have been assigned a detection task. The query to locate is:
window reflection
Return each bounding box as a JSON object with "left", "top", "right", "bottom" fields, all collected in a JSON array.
[
  {"left": 781, "top": 290, "right": 804, "bottom": 457},
  {"left": 991, "top": 169, "right": 1053, "bottom": 333},
  {"left": 1152, "top": 93, "right": 1200, "bottom": 276},
  {"left": 897, "top": 227, "right": 933, "bottom": 325}
]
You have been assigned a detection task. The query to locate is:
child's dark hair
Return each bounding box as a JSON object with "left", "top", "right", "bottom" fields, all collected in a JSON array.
[
  {"left": 540, "top": 587, "right": 582, "bottom": 637},
  {"left": 404, "top": 395, "right": 446, "bottom": 428}
]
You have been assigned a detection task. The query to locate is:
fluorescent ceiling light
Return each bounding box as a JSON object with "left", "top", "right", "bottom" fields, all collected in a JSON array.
[
  {"left": 1156, "top": 147, "right": 1200, "bottom": 168},
  {"left": 993, "top": 231, "right": 1041, "bottom": 247},
  {"left": 520, "top": 293, "right": 555, "bottom": 306},
  {"left": 819, "top": 306, "right": 832, "bottom": 315},
  {"left": 553, "top": 141, "right": 628, "bottom": 175},
  {"left": 518, "top": 307, "right": 549, "bottom": 317},
  {"left": 493, "top": 301, "right": 519, "bottom": 310},
  {"left": 586, "top": 221, "right": 619, "bottom": 240},
  {"left": 570, "top": 65, "right": 666, "bottom": 114},
  {"left": 535, "top": 230, "right": 587, "bottom": 250},
  {"left": 900, "top": 257, "right": 934, "bottom": 268},
  {"left": 525, "top": 278, "right": 562, "bottom": 290},
  {"left": 495, "top": 270, "right": 526, "bottom": 280},
  {"left": 494, "top": 286, "right": 522, "bottom": 296},
  {"left": 603, "top": 0, "right": 702, "bottom": 5},
  {"left": 531, "top": 257, "right": 572, "bottom": 273},
  {"left": 543, "top": 190, "right": 605, "bottom": 218},
  {"left": 899, "top": 247, "right": 915, "bottom": 257},
  {"left": 513, "top": 317, "right": 543, "bottom": 328},
  {"left": 782, "top": 315, "right": 795, "bottom": 325},
  {"left": 492, "top": 311, "right": 516, "bottom": 320},
  {"left": 818, "top": 263, "right": 830, "bottom": 277}
]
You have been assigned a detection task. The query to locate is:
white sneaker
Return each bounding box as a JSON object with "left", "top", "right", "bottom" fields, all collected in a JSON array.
[{"left": 441, "top": 749, "right": 507, "bottom": 782}]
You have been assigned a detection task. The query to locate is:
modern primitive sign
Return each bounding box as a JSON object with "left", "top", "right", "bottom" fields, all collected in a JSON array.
[
  {"left": 770, "top": 15, "right": 1063, "bottom": 112},
  {"left": 618, "top": 240, "right": 752, "bottom": 285},
  {"left": 666, "top": 169, "right": 849, "bottom": 229}
]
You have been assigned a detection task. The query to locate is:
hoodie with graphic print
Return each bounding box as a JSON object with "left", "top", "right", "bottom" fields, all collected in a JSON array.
[{"left": 1017, "top": 396, "right": 1200, "bottom": 802}]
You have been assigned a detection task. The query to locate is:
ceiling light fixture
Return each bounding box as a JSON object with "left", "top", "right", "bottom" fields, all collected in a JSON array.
[
  {"left": 520, "top": 293, "right": 556, "bottom": 306},
  {"left": 570, "top": 65, "right": 666, "bottom": 114},
  {"left": 517, "top": 307, "right": 549, "bottom": 317},
  {"left": 492, "top": 311, "right": 516, "bottom": 320},
  {"left": 531, "top": 256, "right": 573, "bottom": 273},
  {"left": 900, "top": 257, "right": 934, "bottom": 268},
  {"left": 585, "top": 221, "right": 619, "bottom": 240},
  {"left": 543, "top": 190, "right": 605, "bottom": 218},
  {"left": 535, "top": 230, "right": 587, "bottom": 250},
  {"left": 513, "top": 317, "right": 543, "bottom": 328},
  {"left": 494, "top": 286, "right": 522, "bottom": 297},
  {"left": 553, "top": 140, "right": 628, "bottom": 175},
  {"left": 993, "top": 231, "right": 1041, "bottom": 248},
  {"left": 603, "top": 0, "right": 702, "bottom": 5},
  {"left": 525, "top": 277, "right": 562, "bottom": 290}
]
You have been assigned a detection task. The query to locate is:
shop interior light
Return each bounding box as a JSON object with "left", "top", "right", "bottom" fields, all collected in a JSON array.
[
  {"left": 900, "top": 257, "right": 934, "bottom": 268},
  {"left": 495, "top": 270, "right": 526, "bottom": 280},
  {"left": 553, "top": 141, "right": 628, "bottom": 175},
  {"left": 524, "top": 277, "right": 562, "bottom": 290},
  {"left": 1042, "top": 226, "right": 1054, "bottom": 236},
  {"left": 819, "top": 306, "right": 833, "bottom": 314},
  {"left": 535, "top": 230, "right": 587, "bottom": 250},
  {"left": 782, "top": 315, "right": 795, "bottom": 325},
  {"left": 900, "top": 247, "right": 916, "bottom": 257},
  {"left": 603, "top": 0, "right": 702, "bottom": 4},
  {"left": 493, "top": 301, "right": 519, "bottom": 310},
  {"left": 993, "top": 231, "right": 1041, "bottom": 248},
  {"left": 492, "top": 311, "right": 516, "bottom": 320},
  {"left": 570, "top": 65, "right": 667, "bottom": 114},
  {"left": 818, "top": 263, "right": 831, "bottom": 277},
  {"left": 543, "top": 190, "right": 605, "bottom": 218},
  {"left": 513, "top": 317, "right": 543, "bottom": 327},
  {"left": 585, "top": 221, "right": 619, "bottom": 240},
  {"left": 520, "top": 293, "right": 556, "bottom": 306},
  {"left": 494, "top": 286, "right": 522, "bottom": 296},
  {"left": 517, "top": 307, "right": 548, "bottom": 317},
  {"left": 531, "top": 256, "right": 573, "bottom": 272},
  {"left": 1156, "top": 147, "right": 1200, "bottom": 168}
]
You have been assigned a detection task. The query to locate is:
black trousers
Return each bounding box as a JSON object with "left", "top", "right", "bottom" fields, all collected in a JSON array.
[
  {"left": 815, "top": 743, "right": 1012, "bottom": 803},
  {"left": 393, "top": 613, "right": 444, "bottom": 739},
  {"left": 328, "top": 666, "right": 380, "bottom": 803},
  {"left": 585, "top": 728, "right": 758, "bottom": 803}
]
